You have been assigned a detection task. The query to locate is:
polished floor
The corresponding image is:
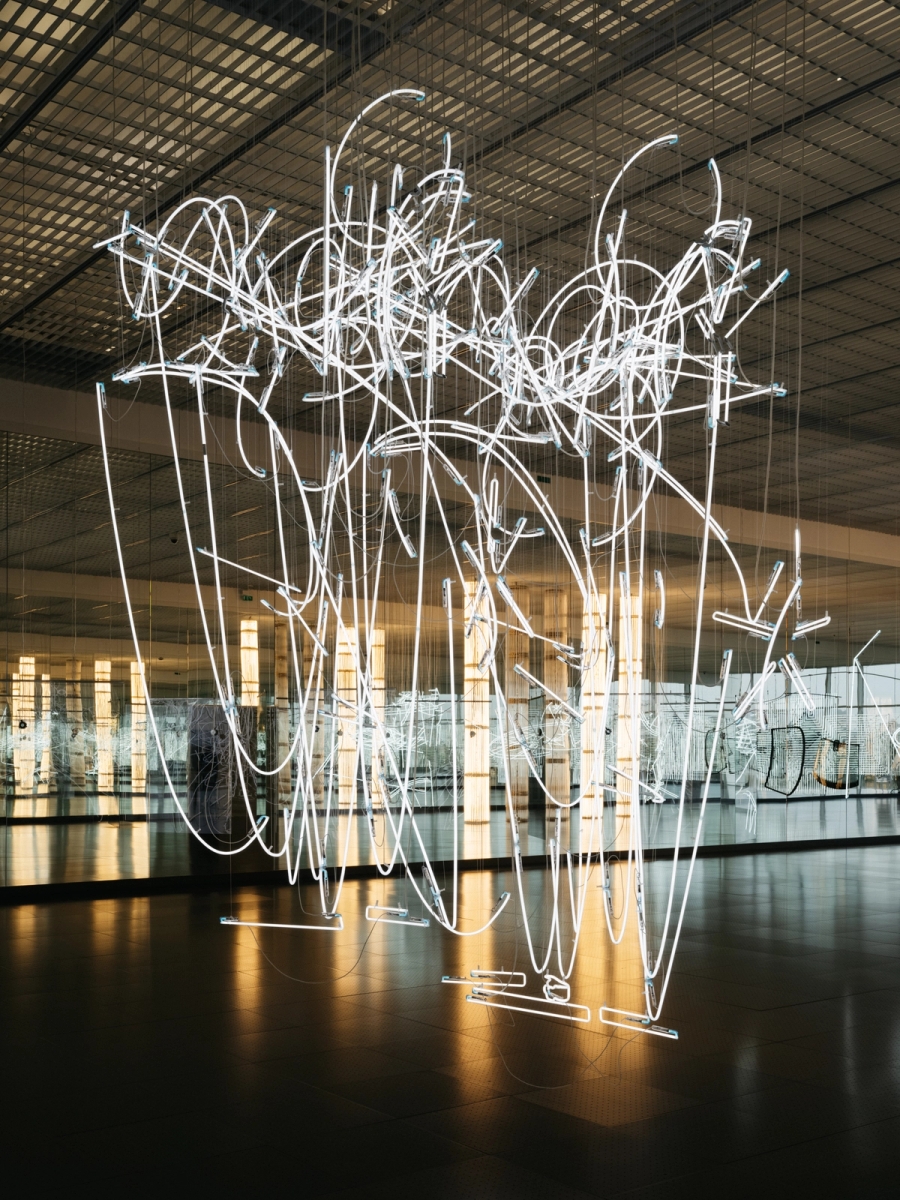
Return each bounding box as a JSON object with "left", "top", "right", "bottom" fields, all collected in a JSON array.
[{"left": 3, "top": 847, "right": 900, "bottom": 1196}]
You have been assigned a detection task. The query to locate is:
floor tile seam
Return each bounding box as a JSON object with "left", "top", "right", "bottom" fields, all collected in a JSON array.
[
  {"left": 674, "top": 983, "right": 900, "bottom": 1018},
  {"left": 417, "top": 1089, "right": 625, "bottom": 1136},
  {"left": 691, "top": 1108, "right": 900, "bottom": 1175},
  {"left": 613, "top": 1069, "right": 784, "bottom": 1101},
  {"left": 775, "top": 1031, "right": 895, "bottom": 1057},
  {"left": 347, "top": 1006, "right": 497, "bottom": 1041},
  {"left": 430, "top": 1062, "right": 539, "bottom": 1091},
  {"left": 243, "top": 998, "right": 381, "bottom": 1027},
  {"left": 728, "top": 1070, "right": 896, "bottom": 1107},
  {"left": 605, "top": 1152, "right": 746, "bottom": 1200},
  {"left": 254, "top": 1084, "right": 397, "bottom": 1124},
  {"left": 315, "top": 1159, "right": 501, "bottom": 1198},
  {"left": 763, "top": 985, "right": 900, "bottom": 1011},
  {"left": 463, "top": 1060, "right": 621, "bottom": 1095},
  {"left": 391, "top": 1041, "right": 508, "bottom": 1070},
  {"left": 328, "top": 1082, "right": 513, "bottom": 1117},
  {"left": 515, "top": 1081, "right": 706, "bottom": 1122},
  {"left": 398, "top": 1106, "right": 511, "bottom": 1152},
  {"left": 479, "top": 1152, "right": 610, "bottom": 1199},
  {"left": 369, "top": 1111, "right": 497, "bottom": 1159}
]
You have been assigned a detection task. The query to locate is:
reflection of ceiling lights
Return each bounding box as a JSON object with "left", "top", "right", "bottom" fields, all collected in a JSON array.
[{"left": 95, "top": 90, "right": 822, "bottom": 1035}]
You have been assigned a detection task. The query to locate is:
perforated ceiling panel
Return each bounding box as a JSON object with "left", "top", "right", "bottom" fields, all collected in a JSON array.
[{"left": 0, "top": 0, "right": 897, "bottom": 652}]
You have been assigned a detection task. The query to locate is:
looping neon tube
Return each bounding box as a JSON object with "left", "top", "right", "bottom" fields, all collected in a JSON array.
[{"left": 95, "top": 90, "right": 817, "bottom": 1033}]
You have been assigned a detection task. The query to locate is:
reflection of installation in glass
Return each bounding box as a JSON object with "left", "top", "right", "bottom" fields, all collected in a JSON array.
[{"left": 94, "top": 91, "right": 835, "bottom": 1037}]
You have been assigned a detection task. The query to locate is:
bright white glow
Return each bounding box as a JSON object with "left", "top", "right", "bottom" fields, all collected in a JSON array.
[
  {"left": 130, "top": 660, "right": 147, "bottom": 808},
  {"left": 220, "top": 915, "right": 343, "bottom": 931},
  {"left": 94, "top": 659, "right": 114, "bottom": 804},
  {"left": 12, "top": 657, "right": 35, "bottom": 796},
  {"left": 366, "top": 906, "right": 430, "bottom": 927},
  {"left": 599, "top": 1006, "right": 679, "bottom": 1039},
  {"left": 468, "top": 987, "right": 592, "bottom": 1023},
  {"left": 240, "top": 619, "right": 260, "bottom": 708},
  {"left": 95, "top": 90, "right": 825, "bottom": 1032}
]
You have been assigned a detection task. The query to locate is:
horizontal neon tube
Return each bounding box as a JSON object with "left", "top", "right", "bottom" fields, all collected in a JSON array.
[
  {"left": 468, "top": 989, "right": 591, "bottom": 1022},
  {"left": 365, "top": 906, "right": 429, "bottom": 927},
  {"left": 470, "top": 969, "right": 526, "bottom": 987},
  {"left": 220, "top": 916, "right": 343, "bottom": 931},
  {"left": 712, "top": 610, "right": 774, "bottom": 639},
  {"left": 443, "top": 970, "right": 526, "bottom": 987},
  {"left": 599, "top": 1007, "right": 678, "bottom": 1039},
  {"left": 793, "top": 613, "right": 831, "bottom": 639}
]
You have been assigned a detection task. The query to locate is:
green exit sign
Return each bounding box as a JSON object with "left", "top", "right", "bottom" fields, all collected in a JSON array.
[{"left": 241, "top": 594, "right": 253, "bottom": 602}]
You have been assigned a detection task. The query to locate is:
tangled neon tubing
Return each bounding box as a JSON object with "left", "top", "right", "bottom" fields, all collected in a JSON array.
[{"left": 95, "top": 90, "right": 823, "bottom": 1037}]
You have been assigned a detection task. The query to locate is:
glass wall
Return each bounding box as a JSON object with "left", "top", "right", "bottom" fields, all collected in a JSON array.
[{"left": 5, "top": 665, "right": 900, "bottom": 888}]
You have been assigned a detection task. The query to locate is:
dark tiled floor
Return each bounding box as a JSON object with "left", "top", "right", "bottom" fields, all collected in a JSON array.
[{"left": 3, "top": 846, "right": 900, "bottom": 1195}]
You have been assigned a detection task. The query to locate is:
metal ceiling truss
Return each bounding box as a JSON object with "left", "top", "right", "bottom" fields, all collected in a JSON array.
[{"left": 0, "top": 0, "right": 760, "bottom": 335}]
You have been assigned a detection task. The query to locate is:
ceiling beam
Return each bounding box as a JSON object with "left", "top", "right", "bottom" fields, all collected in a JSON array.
[
  {"left": 771, "top": 255, "right": 900, "bottom": 304},
  {"left": 465, "top": 0, "right": 759, "bottom": 173},
  {"left": 523, "top": 60, "right": 900, "bottom": 254},
  {"left": 0, "top": 0, "right": 144, "bottom": 157},
  {"left": 1, "top": 379, "right": 898, "bottom": 569},
  {"left": 210, "top": 0, "right": 406, "bottom": 60},
  {"left": 0, "top": 0, "right": 755, "bottom": 337},
  {"left": 0, "top": 0, "right": 447, "bottom": 335}
]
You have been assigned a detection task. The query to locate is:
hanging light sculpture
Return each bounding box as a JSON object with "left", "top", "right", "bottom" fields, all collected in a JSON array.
[{"left": 95, "top": 90, "right": 818, "bottom": 1037}]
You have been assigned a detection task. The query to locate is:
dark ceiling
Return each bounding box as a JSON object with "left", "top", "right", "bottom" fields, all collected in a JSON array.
[{"left": 0, "top": 0, "right": 897, "bottom": 664}]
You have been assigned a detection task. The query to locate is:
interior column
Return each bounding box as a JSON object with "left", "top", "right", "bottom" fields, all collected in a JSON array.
[
  {"left": 240, "top": 619, "right": 260, "bottom": 707},
  {"left": 369, "top": 628, "right": 386, "bottom": 805},
  {"left": 38, "top": 673, "right": 55, "bottom": 796},
  {"left": 274, "top": 618, "right": 291, "bottom": 808},
  {"left": 65, "top": 659, "right": 85, "bottom": 792},
  {"left": 464, "top": 579, "right": 490, "bottom": 824},
  {"left": 615, "top": 586, "right": 643, "bottom": 849},
  {"left": 130, "top": 661, "right": 147, "bottom": 815},
  {"left": 301, "top": 632, "right": 324, "bottom": 807},
  {"left": 12, "top": 656, "right": 35, "bottom": 798},
  {"left": 336, "top": 624, "right": 359, "bottom": 808},
  {"left": 503, "top": 582, "right": 531, "bottom": 820},
  {"left": 543, "top": 586, "right": 570, "bottom": 824},
  {"left": 580, "top": 591, "right": 608, "bottom": 854},
  {"left": 94, "top": 659, "right": 114, "bottom": 813}
]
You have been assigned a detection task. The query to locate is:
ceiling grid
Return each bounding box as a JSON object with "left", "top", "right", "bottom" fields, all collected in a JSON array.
[{"left": 0, "top": 0, "right": 896, "bottom": 653}]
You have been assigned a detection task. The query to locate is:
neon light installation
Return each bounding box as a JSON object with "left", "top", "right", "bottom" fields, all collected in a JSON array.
[{"left": 95, "top": 90, "right": 821, "bottom": 1037}]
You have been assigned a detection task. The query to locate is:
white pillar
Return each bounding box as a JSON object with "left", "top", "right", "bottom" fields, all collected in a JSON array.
[
  {"left": 369, "top": 628, "right": 386, "bottom": 804},
  {"left": 504, "top": 583, "right": 531, "bottom": 819},
  {"left": 302, "top": 633, "right": 324, "bottom": 806},
  {"left": 12, "top": 657, "right": 35, "bottom": 797},
  {"left": 581, "top": 592, "right": 608, "bottom": 850},
  {"left": 543, "top": 587, "right": 570, "bottom": 819},
  {"left": 464, "top": 579, "right": 490, "bottom": 824},
  {"left": 95, "top": 659, "right": 114, "bottom": 810},
  {"left": 274, "top": 619, "right": 291, "bottom": 807},
  {"left": 240, "top": 619, "right": 260, "bottom": 708},
  {"left": 130, "top": 661, "right": 147, "bottom": 814},
  {"left": 615, "top": 588, "right": 643, "bottom": 845},
  {"left": 65, "top": 659, "right": 85, "bottom": 790},
  {"left": 37, "top": 673, "right": 54, "bottom": 796},
  {"left": 336, "top": 624, "right": 359, "bottom": 808}
]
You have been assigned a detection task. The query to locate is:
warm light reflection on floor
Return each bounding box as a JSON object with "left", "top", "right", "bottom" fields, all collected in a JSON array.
[{"left": 5, "top": 849, "right": 900, "bottom": 1192}]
